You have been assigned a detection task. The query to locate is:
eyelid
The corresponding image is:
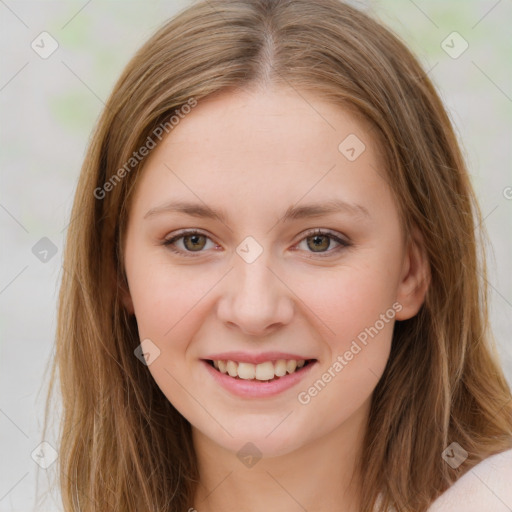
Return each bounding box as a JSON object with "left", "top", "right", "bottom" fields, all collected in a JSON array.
[
  {"left": 295, "top": 228, "right": 350, "bottom": 253},
  {"left": 162, "top": 228, "right": 351, "bottom": 258},
  {"left": 163, "top": 229, "right": 218, "bottom": 256}
]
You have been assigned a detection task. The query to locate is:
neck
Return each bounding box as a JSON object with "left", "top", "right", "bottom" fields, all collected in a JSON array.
[{"left": 191, "top": 398, "right": 370, "bottom": 512}]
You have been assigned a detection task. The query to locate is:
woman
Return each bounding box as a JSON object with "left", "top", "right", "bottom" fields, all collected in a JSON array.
[{"left": 43, "top": 1, "right": 512, "bottom": 510}]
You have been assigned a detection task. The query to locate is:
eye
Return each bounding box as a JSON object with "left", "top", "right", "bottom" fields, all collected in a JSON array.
[
  {"left": 293, "top": 228, "right": 350, "bottom": 258},
  {"left": 163, "top": 230, "right": 217, "bottom": 257},
  {"left": 162, "top": 228, "right": 350, "bottom": 258}
]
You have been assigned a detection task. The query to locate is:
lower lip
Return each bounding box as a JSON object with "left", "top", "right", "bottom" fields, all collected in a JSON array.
[{"left": 201, "top": 359, "right": 317, "bottom": 398}]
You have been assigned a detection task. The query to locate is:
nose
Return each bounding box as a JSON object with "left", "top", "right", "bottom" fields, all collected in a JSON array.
[{"left": 216, "top": 248, "right": 294, "bottom": 337}]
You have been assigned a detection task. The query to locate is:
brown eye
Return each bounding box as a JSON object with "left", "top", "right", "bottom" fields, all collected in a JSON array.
[
  {"left": 306, "top": 233, "right": 331, "bottom": 252},
  {"left": 163, "top": 230, "right": 216, "bottom": 257},
  {"left": 182, "top": 233, "right": 207, "bottom": 251},
  {"left": 295, "top": 229, "right": 350, "bottom": 257},
  {"left": 163, "top": 228, "right": 350, "bottom": 258}
]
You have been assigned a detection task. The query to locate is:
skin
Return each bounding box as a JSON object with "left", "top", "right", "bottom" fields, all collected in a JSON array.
[{"left": 122, "top": 85, "right": 430, "bottom": 512}]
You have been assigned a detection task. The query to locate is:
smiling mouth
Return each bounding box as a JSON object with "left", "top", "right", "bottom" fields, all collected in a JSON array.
[{"left": 205, "top": 359, "right": 317, "bottom": 382}]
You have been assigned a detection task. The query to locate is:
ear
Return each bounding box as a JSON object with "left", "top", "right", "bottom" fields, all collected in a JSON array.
[{"left": 394, "top": 226, "right": 430, "bottom": 321}]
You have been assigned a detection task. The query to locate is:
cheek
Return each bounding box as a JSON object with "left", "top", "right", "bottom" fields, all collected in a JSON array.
[
  {"left": 294, "top": 268, "right": 396, "bottom": 431},
  {"left": 288, "top": 260, "right": 400, "bottom": 347},
  {"left": 286, "top": 258, "right": 398, "bottom": 410},
  {"left": 127, "top": 259, "right": 212, "bottom": 344},
  {"left": 309, "top": 276, "right": 395, "bottom": 382},
  {"left": 125, "top": 258, "right": 214, "bottom": 412}
]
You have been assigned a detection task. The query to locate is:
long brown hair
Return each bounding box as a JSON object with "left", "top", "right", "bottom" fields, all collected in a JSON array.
[{"left": 42, "top": 0, "right": 512, "bottom": 510}]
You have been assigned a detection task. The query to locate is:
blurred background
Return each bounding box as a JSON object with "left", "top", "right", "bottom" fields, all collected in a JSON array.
[{"left": 0, "top": 1, "right": 511, "bottom": 510}]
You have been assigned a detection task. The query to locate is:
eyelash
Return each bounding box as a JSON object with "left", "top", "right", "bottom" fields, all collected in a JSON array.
[{"left": 162, "top": 228, "right": 351, "bottom": 258}]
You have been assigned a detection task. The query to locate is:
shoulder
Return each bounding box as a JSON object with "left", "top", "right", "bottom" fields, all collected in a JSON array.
[{"left": 427, "top": 448, "right": 512, "bottom": 512}]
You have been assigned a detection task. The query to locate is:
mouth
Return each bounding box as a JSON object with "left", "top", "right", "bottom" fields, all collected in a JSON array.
[{"left": 204, "top": 358, "right": 317, "bottom": 383}]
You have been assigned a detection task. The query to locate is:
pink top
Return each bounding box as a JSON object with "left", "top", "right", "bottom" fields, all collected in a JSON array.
[
  {"left": 375, "top": 448, "right": 512, "bottom": 511},
  {"left": 427, "top": 448, "right": 512, "bottom": 511}
]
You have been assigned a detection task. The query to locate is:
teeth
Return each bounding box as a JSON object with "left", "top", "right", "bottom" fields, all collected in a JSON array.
[
  {"left": 238, "top": 362, "right": 255, "bottom": 379},
  {"left": 226, "top": 360, "right": 238, "bottom": 377},
  {"left": 212, "top": 359, "right": 310, "bottom": 380},
  {"left": 255, "top": 361, "right": 274, "bottom": 380},
  {"left": 274, "top": 359, "right": 287, "bottom": 377},
  {"left": 286, "top": 360, "right": 297, "bottom": 374}
]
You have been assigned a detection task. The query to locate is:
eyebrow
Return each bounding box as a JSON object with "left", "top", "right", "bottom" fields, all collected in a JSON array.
[{"left": 143, "top": 198, "right": 370, "bottom": 223}]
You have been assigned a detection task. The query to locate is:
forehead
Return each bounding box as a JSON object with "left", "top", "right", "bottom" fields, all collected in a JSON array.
[
  {"left": 130, "top": 86, "right": 391, "bottom": 223},
  {"left": 160, "top": 86, "right": 377, "bottom": 163}
]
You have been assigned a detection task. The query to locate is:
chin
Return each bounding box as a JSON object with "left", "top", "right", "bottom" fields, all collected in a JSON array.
[{"left": 202, "top": 422, "right": 308, "bottom": 460}]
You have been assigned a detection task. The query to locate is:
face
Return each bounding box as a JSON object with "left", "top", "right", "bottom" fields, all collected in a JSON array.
[{"left": 122, "top": 86, "right": 428, "bottom": 458}]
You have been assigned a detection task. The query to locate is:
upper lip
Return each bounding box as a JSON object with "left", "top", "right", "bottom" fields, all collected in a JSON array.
[{"left": 203, "top": 351, "right": 316, "bottom": 364}]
